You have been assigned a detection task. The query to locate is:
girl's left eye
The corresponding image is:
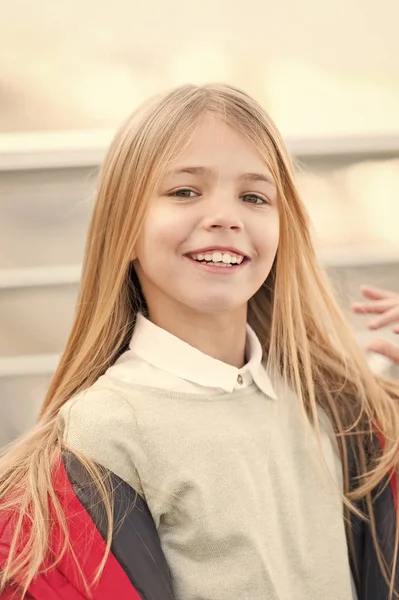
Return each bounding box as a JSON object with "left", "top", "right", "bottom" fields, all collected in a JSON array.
[
  {"left": 170, "top": 188, "right": 198, "bottom": 198},
  {"left": 241, "top": 193, "right": 268, "bottom": 205}
]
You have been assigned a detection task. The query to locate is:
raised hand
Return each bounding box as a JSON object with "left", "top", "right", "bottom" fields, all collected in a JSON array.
[{"left": 352, "top": 285, "right": 399, "bottom": 365}]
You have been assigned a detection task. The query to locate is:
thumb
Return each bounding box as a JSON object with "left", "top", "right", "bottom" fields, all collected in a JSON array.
[{"left": 365, "top": 338, "right": 399, "bottom": 365}]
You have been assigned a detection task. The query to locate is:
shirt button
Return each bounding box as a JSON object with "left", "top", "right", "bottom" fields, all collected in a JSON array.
[{"left": 237, "top": 374, "right": 243, "bottom": 385}]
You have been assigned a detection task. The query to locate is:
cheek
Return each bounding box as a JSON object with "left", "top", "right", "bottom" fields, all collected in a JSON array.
[
  {"left": 136, "top": 207, "right": 190, "bottom": 264},
  {"left": 256, "top": 216, "right": 280, "bottom": 258}
]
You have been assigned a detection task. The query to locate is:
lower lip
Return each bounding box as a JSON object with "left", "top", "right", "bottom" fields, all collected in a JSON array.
[{"left": 184, "top": 256, "right": 248, "bottom": 274}]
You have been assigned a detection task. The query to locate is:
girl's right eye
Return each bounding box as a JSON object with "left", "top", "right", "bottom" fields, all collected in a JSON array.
[{"left": 169, "top": 188, "right": 199, "bottom": 198}]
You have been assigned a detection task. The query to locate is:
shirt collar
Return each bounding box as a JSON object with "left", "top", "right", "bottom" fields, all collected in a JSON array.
[{"left": 129, "top": 314, "right": 277, "bottom": 400}]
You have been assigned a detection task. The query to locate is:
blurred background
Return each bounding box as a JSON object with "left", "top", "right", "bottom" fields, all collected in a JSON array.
[{"left": 1, "top": 0, "right": 399, "bottom": 447}]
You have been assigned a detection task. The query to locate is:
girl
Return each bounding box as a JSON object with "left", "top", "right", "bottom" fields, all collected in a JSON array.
[{"left": 0, "top": 84, "right": 399, "bottom": 600}]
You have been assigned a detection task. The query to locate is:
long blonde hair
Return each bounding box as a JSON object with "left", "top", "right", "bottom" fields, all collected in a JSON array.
[{"left": 1, "top": 83, "right": 399, "bottom": 597}]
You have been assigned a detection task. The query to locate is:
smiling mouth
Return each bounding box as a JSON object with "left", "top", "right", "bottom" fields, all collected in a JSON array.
[
  {"left": 186, "top": 250, "right": 247, "bottom": 266},
  {"left": 185, "top": 250, "right": 249, "bottom": 271}
]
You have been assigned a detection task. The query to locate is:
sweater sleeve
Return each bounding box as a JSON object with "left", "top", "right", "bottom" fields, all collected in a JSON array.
[{"left": 58, "top": 388, "right": 145, "bottom": 496}]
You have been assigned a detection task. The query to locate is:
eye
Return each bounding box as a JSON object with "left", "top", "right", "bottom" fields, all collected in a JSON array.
[
  {"left": 170, "top": 188, "right": 199, "bottom": 198},
  {"left": 241, "top": 193, "right": 268, "bottom": 205}
]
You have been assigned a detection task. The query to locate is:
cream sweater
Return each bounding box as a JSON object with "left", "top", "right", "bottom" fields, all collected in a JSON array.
[{"left": 59, "top": 371, "right": 354, "bottom": 600}]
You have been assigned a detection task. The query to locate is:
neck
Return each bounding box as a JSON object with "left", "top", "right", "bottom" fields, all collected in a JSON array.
[{"left": 146, "top": 303, "right": 247, "bottom": 368}]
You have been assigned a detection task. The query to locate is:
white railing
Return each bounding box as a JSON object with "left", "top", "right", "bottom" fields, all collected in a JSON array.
[
  {"left": 0, "top": 354, "right": 60, "bottom": 377},
  {"left": 1, "top": 130, "right": 399, "bottom": 171},
  {"left": 0, "top": 265, "right": 82, "bottom": 290},
  {"left": 0, "top": 130, "right": 114, "bottom": 171}
]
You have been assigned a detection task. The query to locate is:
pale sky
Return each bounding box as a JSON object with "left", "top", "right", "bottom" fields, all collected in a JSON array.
[{"left": 1, "top": 0, "right": 399, "bottom": 135}]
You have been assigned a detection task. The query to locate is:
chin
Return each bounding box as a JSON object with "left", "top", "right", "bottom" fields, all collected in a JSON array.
[{"left": 188, "top": 296, "right": 245, "bottom": 315}]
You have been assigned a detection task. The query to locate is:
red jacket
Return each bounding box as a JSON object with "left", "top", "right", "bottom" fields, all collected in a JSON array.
[{"left": 0, "top": 443, "right": 397, "bottom": 600}]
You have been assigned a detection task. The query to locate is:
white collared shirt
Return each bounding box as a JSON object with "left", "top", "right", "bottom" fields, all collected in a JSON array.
[{"left": 110, "top": 313, "right": 277, "bottom": 400}]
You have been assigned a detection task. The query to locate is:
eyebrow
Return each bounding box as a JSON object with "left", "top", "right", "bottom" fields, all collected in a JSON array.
[{"left": 164, "top": 166, "right": 276, "bottom": 187}]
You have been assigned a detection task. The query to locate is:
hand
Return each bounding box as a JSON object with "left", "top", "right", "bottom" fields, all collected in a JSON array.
[{"left": 352, "top": 285, "right": 399, "bottom": 365}]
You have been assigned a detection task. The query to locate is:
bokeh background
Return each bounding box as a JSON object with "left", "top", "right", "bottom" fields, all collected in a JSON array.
[{"left": 1, "top": 0, "right": 399, "bottom": 446}]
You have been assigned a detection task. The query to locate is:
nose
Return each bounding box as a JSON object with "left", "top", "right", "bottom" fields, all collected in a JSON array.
[{"left": 202, "top": 205, "right": 244, "bottom": 232}]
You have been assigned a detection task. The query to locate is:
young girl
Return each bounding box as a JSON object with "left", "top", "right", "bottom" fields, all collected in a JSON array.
[{"left": 1, "top": 84, "right": 398, "bottom": 600}]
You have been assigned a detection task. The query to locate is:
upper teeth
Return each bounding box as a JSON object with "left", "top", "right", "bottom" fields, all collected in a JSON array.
[{"left": 191, "top": 251, "right": 244, "bottom": 264}]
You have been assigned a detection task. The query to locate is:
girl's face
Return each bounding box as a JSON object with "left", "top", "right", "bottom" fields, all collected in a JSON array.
[{"left": 134, "top": 114, "right": 280, "bottom": 324}]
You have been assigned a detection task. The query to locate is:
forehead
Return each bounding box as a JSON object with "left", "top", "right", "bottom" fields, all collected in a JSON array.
[{"left": 168, "top": 114, "right": 273, "bottom": 176}]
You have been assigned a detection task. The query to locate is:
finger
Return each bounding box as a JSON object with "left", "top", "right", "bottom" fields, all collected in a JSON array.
[
  {"left": 352, "top": 299, "right": 398, "bottom": 315},
  {"left": 366, "top": 338, "right": 399, "bottom": 365},
  {"left": 360, "top": 285, "right": 398, "bottom": 301},
  {"left": 393, "top": 324, "right": 399, "bottom": 334},
  {"left": 368, "top": 306, "right": 399, "bottom": 330}
]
